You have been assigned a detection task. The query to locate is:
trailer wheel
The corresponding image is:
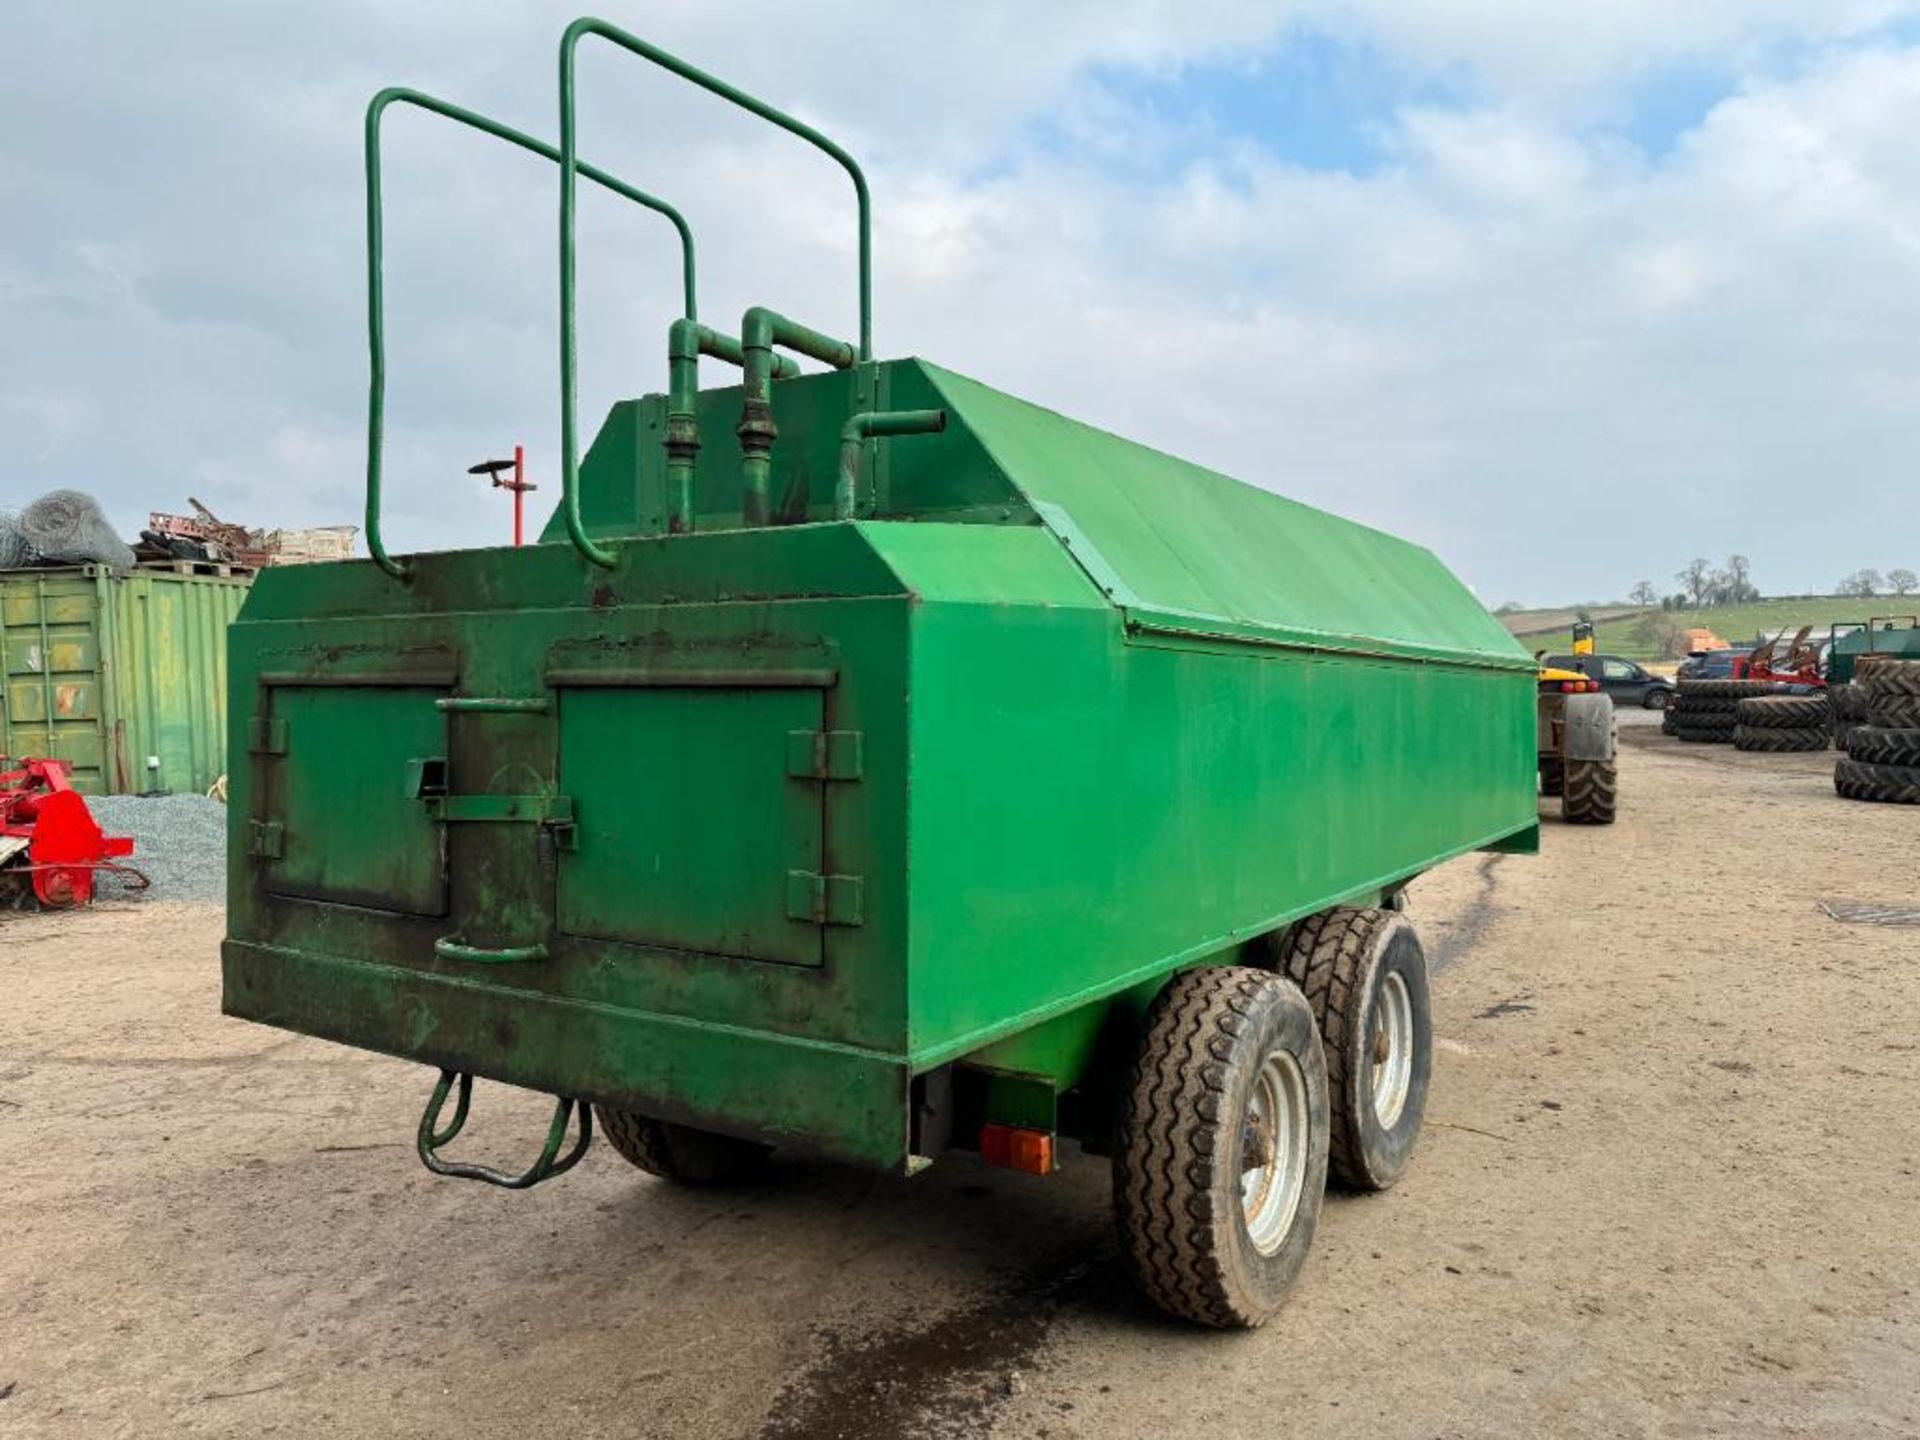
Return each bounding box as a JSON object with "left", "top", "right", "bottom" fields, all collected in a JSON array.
[
  {"left": 1114, "top": 967, "right": 1328, "bottom": 1328},
  {"left": 594, "top": 1106, "right": 773, "bottom": 1185},
  {"left": 1561, "top": 759, "right": 1618, "bottom": 824},
  {"left": 1274, "top": 908, "right": 1432, "bottom": 1190}
]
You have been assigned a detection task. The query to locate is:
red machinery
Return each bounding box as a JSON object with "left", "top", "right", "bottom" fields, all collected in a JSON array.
[
  {"left": 1732, "top": 625, "right": 1825, "bottom": 687},
  {"left": 0, "top": 757, "right": 140, "bottom": 908}
]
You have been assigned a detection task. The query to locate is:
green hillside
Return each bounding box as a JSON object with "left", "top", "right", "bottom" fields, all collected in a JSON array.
[{"left": 1501, "top": 596, "right": 1909, "bottom": 661}]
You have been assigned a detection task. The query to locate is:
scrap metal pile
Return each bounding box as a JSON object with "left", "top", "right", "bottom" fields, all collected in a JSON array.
[
  {"left": 1, "top": 757, "right": 143, "bottom": 908},
  {"left": 1, "top": 490, "right": 355, "bottom": 574},
  {"left": 141, "top": 498, "right": 356, "bottom": 570}
]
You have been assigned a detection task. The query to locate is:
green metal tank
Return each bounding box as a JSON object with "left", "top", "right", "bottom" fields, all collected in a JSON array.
[{"left": 222, "top": 20, "right": 1537, "bottom": 1328}]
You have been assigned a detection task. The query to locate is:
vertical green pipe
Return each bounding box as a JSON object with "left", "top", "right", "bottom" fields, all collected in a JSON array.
[
  {"left": 836, "top": 410, "right": 946, "bottom": 519},
  {"left": 363, "top": 86, "right": 696, "bottom": 579},
  {"left": 738, "top": 306, "right": 856, "bottom": 526},
  {"left": 665, "top": 322, "right": 798, "bottom": 533}
]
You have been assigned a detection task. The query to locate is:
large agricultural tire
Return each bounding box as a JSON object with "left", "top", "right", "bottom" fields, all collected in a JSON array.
[
  {"left": 1539, "top": 757, "right": 1565, "bottom": 797},
  {"left": 1831, "top": 684, "right": 1867, "bottom": 721},
  {"left": 1114, "top": 966, "right": 1329, "bottom": 1328},
  {"left": 1674, "top": 696, "right": 1739, "bottom": 715},
  {"left": 1661, "top": 711, "right": 1679, "bottom": 736},
  {"left": 1562, "top": 759, "right": 1618, "bottom": 823},
  {"left": 1861, "top": 659, "right": 1920, "bottom": 697},
  {"left": 1867, "top": 694, "right": 1920, "bottom": 730},
  {"left": 1847, "top": 725, "right": 1920, "bottom": 768},
  {"left": 1834, "top": 758, "right": 1920, "bottom": 805},
  {"left": 1679, "top": 679, "right": 1775, "bottom": 700},
  {"left": 1735, "top": 695, "right": 1832, "bottom": 728},
  {"left": 1733, "top": 725, "right": 1829, "bottom": 753},
  {"left": 1272, "top": 908, "right": 1432, "bottom": 1191},
  {"left": 594, "top": 1106, "right": 774, "bottom": 1185},
  {"left": 1675, "top": 723, "right": 1735, "bottom": 743}
]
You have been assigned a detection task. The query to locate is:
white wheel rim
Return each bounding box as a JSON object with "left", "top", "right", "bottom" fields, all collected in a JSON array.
[
  {"left": 1241, "top": 1048, "right": 1310, "bottom": 1256},
  {"left": 1371, "top": 971, "right": 1414, "bottom": 1129}
]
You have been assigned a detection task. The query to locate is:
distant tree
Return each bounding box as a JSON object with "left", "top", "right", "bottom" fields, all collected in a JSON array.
[
  {"left": 1890, "top": 568, "right": 1917, "bottom": 597},
  {"left": 1722, "top": 554, "right": 1758, "bottom": 604},
  {"left": 1628, "top": 580, "right": 1659, "bottom": 607},
  {"left": 1838, "top": 569, "right": 1884, "bottom": 598},
  {"left": 1677, "top": 557, "right": 1712, "bottom": 608},
  {"left": 1493, "top": 600, "right": 1524, "bottom": 615}
]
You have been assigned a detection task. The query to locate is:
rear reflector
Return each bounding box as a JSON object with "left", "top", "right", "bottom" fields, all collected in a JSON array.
[{"left": 979, "top": 1123, "right": 1055, "bottom": 1175}]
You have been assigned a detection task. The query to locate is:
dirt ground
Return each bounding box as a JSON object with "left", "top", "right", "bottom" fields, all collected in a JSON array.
[{"left": 4, "top": 710, "right": 1917, "bottom": 1439}]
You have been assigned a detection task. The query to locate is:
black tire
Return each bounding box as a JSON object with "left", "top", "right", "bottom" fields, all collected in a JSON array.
[
  {"left": 1831, "top": 684, "right": 1867, "bottom": 721},
  {"left": 1562, "top": 758, "right": 1618, "bottom": 823},
  {"left": 1678, "top": 678, "right": 1775, "bottom": 699},
  {"left": 1538, "top": 757, "right": 1565, "bottom": 797},
  {"left": 1867, "top": 694, "right": 1920, "bottom": 730},
  {"left": 1834, "top": 758, "right": 1920, "bottom": 805},
  {"left": 1675, "top": 724, "right": 1735, "bottom": 743},
  {"left": 1645, "top": 688, "right": 1673, "bottom": 711},
  {"left": 1735, "top": 695, "right": 1831, "bottom": 728},
  {"left": 1272, "top": 909, "right": 1431, "bottom": 1191},
  {"left": 594, "top": 1106, "right": 773, "bottom": 1185},
  {"left": 1115, "top": 967, "right": 1329, "bottom": 1328},
  {"left": 1733, "top": 725, "right": 1829, "bottom": 753},
  {"left": 1661, "top": 710, "right": 1679, "bottom": 736},
  {"left": 1673, "top": 696, "right": 1739, "bottom": 716},
  {"left": 1861, "top": 659, "right": 1920, "bottom": 697},
  {"left": 1847, "top": 725, "right": 1920, "bottom": 768}
]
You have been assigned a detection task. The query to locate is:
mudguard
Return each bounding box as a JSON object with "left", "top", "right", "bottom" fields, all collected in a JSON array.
[{"left": 1561, "top": 692, "right": 1616, "bottom": 762}]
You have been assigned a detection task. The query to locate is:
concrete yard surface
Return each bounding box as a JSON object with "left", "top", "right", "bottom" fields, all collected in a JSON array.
[{"left": 3, "top": 714, "right": 1917, "bottom": 1438}]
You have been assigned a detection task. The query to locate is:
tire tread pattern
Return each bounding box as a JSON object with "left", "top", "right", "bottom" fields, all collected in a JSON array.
[
  {"left": 1561, "top": 758, "right": 1618, "bottom": 822},
  {"left": 1115, "top": 967, "right": 1315, "bottom": 1328},
  {"left": 1847, "top": 725, "right": 1920, "bottom": 768},
  {"left": 1834, "top": 757, "right": 1920, "bottom": 804}
]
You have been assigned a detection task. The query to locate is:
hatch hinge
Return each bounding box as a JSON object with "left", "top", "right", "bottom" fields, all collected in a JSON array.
[
  {"left": 247, "top": 716, "right": 288, "bottom": 755},
  {"left": 248, "top": 820, "right": 285, "bottom": 859},
  {"left": 786, "top": 871, "right": 864, "bottom": 926},
  {"left": 786, "top": 730, "right": 864, "bottom": 781}
]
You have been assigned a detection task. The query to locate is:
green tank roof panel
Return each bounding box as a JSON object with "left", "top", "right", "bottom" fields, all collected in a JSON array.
[{"left": 918, "top": 362, "right": 1531, "bottom": 671}]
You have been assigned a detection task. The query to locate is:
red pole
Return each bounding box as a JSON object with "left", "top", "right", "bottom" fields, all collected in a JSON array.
[{"left": 513, "top": 444, "right": 526, "bottom": 548}]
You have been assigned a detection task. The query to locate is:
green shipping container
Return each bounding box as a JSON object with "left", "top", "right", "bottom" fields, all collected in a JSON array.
[{"left": 0, "top": 565, "right": 250, "bottom": 794}]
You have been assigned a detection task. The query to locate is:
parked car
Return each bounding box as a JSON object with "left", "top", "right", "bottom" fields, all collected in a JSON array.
[
  {"left": 1542, "top": 653, "right": 1676, "bottom": 709},
  {"left": 1676, "top": 647, "right": 1743, "bottom": 681}
]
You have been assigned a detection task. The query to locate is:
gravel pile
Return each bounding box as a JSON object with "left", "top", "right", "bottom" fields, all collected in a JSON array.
[{"left": 87, "top": 794, "right": 228, "bottom": 904}]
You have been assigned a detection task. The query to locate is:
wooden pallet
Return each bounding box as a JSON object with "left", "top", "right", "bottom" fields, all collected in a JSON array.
[{"left": 134, "top": 557, "right": 256, "bottom": 579}]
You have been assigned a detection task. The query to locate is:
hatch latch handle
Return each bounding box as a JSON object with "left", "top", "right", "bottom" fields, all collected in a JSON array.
[{"left": 416, "top": 1069, "right": 593, "bottom": 1189}]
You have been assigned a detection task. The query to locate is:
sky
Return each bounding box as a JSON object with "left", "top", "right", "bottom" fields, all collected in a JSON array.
[{"left": 4, "top": 1, "right": 1920, "bottom": 606}]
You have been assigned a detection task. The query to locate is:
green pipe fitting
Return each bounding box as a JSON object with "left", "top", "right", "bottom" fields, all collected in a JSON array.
[
  {"left": 665, "top": 320, "right": 799, "bottom": 533},
  {"left": 738, "top": 306, "right": 858, "bottom": 528},
  {"left": 363, "top": 86, "right": 696, "bottom": 580},
  {"left": 560, "top": 18, "right": 876, "bottom": 564},
  {"left": 836, "top": 409, "right": 947, "bottom": 519}
]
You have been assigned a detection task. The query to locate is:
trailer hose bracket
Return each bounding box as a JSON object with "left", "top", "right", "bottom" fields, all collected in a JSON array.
[{"left": 415, "top": 1069, "right": 593, "bottom": 1190}]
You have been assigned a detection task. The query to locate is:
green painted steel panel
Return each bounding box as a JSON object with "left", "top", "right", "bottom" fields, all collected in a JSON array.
[
  {"left": 0, "top": 566, "right": 249, "bottom": 793},
  {"left": 917, "top": 363, "right": 1532, "bottom": 670},
  {"left": 557, "top": 685, "right": 827, "bottom": 966},
  {"left": 262, "top": 685, "right": 450, "bottom": 915}
]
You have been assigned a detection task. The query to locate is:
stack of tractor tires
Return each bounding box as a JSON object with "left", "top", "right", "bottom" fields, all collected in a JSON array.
[
  {"left": 1829, "top": 681, "right": 1868, "bottom": 750},
  {"left": 1670, "top": 678, "right": 1771, "bottom": 743},
  {"left": 1733, "top": 693, "right": 1831, "bottom": 753},
  {"left": 1836, "top": 658, "right": 1920, "bottom": 805}
]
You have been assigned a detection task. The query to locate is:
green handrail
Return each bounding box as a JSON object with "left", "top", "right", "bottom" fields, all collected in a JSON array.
[
  {"left": 364, "top": 85, "right": 697, "bottom": 579},
  {"left": 559, "top": 17, "right": 875, "bottom": 566}
]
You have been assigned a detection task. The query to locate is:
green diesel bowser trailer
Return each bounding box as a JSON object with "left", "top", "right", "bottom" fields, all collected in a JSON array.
[{"left": 221, "top": 19, "right": 1539, "bottom": 1328}]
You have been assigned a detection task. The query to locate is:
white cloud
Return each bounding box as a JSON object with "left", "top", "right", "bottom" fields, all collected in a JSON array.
[{"left": 3, "top": 1, "right": 1920, "bottom": 601}]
